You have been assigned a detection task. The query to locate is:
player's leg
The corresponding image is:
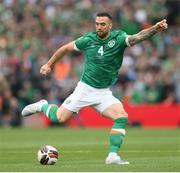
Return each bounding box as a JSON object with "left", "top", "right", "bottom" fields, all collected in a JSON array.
[
  {"left": 41, "top": 103, "right": 74, "bottom": 123},
  {"left": 103, "top": 103, "right": 129, "bottom": 164},
  {"left": 102, "top": 103, "right": 129, "bottom": 164},
  {"left": 94, "top": 94, "right": 129, "bottom": 165},
  {"left": 21, "top": 99, "right": 74, "bottom": 123}
]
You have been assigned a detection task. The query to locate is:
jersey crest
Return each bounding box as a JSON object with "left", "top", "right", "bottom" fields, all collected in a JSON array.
[{"left": 108, "top": 39, "right": 115, "bottom": 48}]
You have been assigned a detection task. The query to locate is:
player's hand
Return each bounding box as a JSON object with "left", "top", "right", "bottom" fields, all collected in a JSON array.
[
  {"left": 40, "top": 64, "right": 52, "bottom": 75},
  {"left": 154, "top": 19, "right": 168, "bottom": 32}
]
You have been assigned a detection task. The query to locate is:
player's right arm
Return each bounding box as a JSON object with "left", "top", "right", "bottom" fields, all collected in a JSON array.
[{"left": 40, "top": 41, "right": 75, "bottom": 75}]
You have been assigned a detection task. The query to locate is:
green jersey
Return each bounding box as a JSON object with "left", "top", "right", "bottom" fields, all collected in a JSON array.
[{"left": 75, "top": 30, "right": 128, "bottom": 88}]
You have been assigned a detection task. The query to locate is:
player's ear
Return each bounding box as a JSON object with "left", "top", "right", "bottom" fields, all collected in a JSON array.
[{"left": 109, "top": 23, "right": 112, "bottom": 29}]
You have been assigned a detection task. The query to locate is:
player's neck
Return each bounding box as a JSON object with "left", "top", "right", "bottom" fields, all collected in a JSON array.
[{"left": 98, "top": 31, "right": 110, "bottom": 40}]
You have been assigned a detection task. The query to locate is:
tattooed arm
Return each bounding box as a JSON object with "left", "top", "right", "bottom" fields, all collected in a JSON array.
[{"left": 127, "top": 19, "right": 168, "bottom": 46}]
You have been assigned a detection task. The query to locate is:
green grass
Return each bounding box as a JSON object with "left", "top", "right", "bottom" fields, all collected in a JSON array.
[{"left": 0, "top": 127, "right": 180, "bottom": 172}]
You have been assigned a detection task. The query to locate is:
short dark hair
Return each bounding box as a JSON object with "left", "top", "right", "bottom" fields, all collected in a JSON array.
[{"left": 96, "top": 12, "right": 112, "bottom": 20}]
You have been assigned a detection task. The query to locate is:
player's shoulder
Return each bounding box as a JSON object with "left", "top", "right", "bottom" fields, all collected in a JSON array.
[{"left": 75, "top": 32, "right": 96, "bottom": 48}]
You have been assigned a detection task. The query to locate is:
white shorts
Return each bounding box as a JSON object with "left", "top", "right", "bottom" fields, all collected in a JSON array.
[{"left": 62, "top": 81, "right": 120, "bottom": 113}]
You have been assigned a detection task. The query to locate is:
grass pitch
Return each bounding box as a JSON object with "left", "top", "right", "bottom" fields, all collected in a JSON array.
[{"left": 0, "top": 127, "right": 180, "bottom": 172}]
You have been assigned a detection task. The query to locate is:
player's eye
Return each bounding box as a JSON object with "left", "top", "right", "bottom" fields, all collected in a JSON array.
[
  {"left": 96, "top": 23, "right": 106, "bottom": 27},
  {"left": 96, "top": 22, "right": 100, "bottom": 26}
]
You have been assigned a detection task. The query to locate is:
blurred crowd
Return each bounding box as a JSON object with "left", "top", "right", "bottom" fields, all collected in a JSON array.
[{"left": 0, "top": 0, "right": 179, "bottom": 126}]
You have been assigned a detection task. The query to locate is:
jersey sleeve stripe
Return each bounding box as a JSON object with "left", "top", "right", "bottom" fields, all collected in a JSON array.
[
  {"left": 74, "top": 42, "right": 80, "bottom": 51},
  {"left": 125, "top": 36, "right": 131, "bottom": 47}
]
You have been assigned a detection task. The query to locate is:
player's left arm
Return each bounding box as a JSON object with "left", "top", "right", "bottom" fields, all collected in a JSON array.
[{"left": 126, "top": 19, "right": 168, "bottom": 46}]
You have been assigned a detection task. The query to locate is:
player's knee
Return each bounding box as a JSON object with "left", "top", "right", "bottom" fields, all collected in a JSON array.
[
  {"left": 56, "top": 108, "right": 72, "bottom": 123},
  {"left": 56, "top": 110, "right": 63, "bottom": 123},
  {"left": 56, "top": 112, "right": 66, "bottom": 123},
  {"left": 58, "top": 117, "right": 67, "bottom": 123},
  {"left": 118, "top": 110, "right": 128, "bottom": 118},
  {"left": 113, "top": 107, "right": 128, "bottom": 118}
]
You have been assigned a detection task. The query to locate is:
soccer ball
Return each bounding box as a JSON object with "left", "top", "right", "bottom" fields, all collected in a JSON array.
[{"left": 37, "top": 145, "right": 59, "bottom": 165}]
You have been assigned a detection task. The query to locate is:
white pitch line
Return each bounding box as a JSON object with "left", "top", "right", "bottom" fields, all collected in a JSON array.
[{"left": 63, "top": 150, "right": 180, "bottom": 153}]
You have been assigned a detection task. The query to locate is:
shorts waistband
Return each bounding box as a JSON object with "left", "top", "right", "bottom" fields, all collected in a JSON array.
[{"left": 78, "top": 81, "right": 109, "bottom": 92}]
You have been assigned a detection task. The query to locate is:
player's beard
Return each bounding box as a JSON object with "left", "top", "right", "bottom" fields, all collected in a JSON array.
[{"left": 96, "top": 30, "right": 109, "bottom": 39}]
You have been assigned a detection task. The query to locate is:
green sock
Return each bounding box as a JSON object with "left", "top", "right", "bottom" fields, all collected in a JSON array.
[
  {"left": 41, "top": 104, "right": 59, "bottom": 123},
  {"left": 109, "top": 117, "right": 128, "bottom": 153}
]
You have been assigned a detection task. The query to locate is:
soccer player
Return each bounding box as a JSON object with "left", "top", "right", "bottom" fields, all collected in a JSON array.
[{"left": 22, "top": 12, "right": 168, "bottom": 164}]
